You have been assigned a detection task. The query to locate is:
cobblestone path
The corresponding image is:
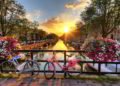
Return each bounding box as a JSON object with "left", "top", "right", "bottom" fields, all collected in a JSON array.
[{"left": 0, "top": 78, "right": 120, "bottom": 86}]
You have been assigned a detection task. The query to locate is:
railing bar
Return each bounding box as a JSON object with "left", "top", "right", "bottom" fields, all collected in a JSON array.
[
  {"left": 116, "top": 63, "right": 117, "bottom": 73},
  {"left": 1, "top": 60, "right": 120, "bottom": 63},
  {"left": 64, "top": 51, "right": 67, "bottom": 78}
]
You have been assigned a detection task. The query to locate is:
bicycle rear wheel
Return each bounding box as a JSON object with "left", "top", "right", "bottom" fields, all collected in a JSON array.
[
  {"left": 68, "top": 63, "right": 82, "bottom": 77},
  {"left": 44, "top": 62, "right": 55, "bottom": 79},
  {"left": 21, "top": 60, "right": 40, "bottom": 76},
  {"left": 1, "top": 61, "right": 17, "bottom": 73}
]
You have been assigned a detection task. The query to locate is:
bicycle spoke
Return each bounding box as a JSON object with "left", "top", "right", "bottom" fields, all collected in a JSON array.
[{"left": 21, "top": 61, "right": 40, "bottom": 76}]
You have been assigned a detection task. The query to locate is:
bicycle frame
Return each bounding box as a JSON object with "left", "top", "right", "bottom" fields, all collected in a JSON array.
[
  {"left": 44, "top": 55, "right": 84, "bottom": 79},
  {"left": 46, "top": 58, "right": 81, "bottom": 72}
]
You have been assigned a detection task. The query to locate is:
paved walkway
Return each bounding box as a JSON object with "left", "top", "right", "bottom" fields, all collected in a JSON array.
[{"left": 0, "top": 77, "right": 120, "bottom": 86}]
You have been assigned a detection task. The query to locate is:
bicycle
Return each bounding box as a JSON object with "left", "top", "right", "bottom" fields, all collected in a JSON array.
[
  {"left": 0, "top": 37, "right": 40, "bottom": 75},
  {"left": 44, "top": 53, "right": 83, "bottom": 79},
  {"left": 0, "top": 53, "right": 40, "bottom": 76}
]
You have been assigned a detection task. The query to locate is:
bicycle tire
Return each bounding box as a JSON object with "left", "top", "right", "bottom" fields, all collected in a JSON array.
[
  {"left": 1, "top": 61, "right": 17, "bottom": 73},
  {"left": 44, "top": 62, "right": 55, "bottom": 79},
  {"left": 21, "top": 60, "right": 40, "bottom": 76},
  {"left": 68, "top": 63, "right": 82, "bottom": 77}
]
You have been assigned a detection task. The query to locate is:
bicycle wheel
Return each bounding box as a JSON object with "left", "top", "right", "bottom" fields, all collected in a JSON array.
[
  {"left": 68, "top": 63, "right": 82, "bottom": 77},
  {"left": 1, "top": 61, "right": 17, "bottom": 73},
  {"left": 44, "top": 62, "right": 55, "bottom": 79},
  {"left": 21, "top": 60, "right": 40, "bottom": 76}
]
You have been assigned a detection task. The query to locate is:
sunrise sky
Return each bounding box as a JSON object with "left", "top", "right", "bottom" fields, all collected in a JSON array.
[{"left": 17, "top": 0, "right": 91, "bottom": 36}]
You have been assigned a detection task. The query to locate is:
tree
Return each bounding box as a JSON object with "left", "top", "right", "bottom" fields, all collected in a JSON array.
[
  {"left": 38, "top": 29, "right": 48, "bottom": 39},
  {"left": 46, "top": 33, "right": 58, "bottom": 39},
  {"left": 0, "top": 0, "right": 25, "bottom": 36},
  {"left": 30, "top": 29, "right": 48, "bottom": 40},
  {"left": 81, "top": 0, "right": 120, "bottom": 38}
]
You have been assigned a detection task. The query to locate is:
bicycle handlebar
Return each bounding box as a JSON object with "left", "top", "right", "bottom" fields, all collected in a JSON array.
[{"left": 12, "top": 56, "right": 21, "bottom": 60}]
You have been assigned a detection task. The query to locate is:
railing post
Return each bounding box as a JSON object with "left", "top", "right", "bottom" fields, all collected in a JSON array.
[
  {"left": 31, "top": 52, "right": 33, "bottom": 60},
  {"left": 31, "top": 52, "right": 34, "bottom": 75},
  {"left": 81, "top": 62, "right": 83, "bottom": 73},
  {"left": 116, "top": 63, "right": 117, "bottom": 73},
  {"left": 98, "top": 62, "right": 101, "bottom": 75},
  {"left": 93, "top": 60, "right": 95, "bottom": 66},
  {"left": 0, "top": 62, "right": 3, "bottom": 73},
  {"left": 64, "top": 51, "right": 67, "bottom": 78}
]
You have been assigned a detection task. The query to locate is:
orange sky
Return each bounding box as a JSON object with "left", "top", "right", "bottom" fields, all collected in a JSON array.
[
  {"left": 39, "top": 17, "right": 77, "bottom": 36},
  {"left": 20, "top": 0, "right": 91, "bottom": 36}
]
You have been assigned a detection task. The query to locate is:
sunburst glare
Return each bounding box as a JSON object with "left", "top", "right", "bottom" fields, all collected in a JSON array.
[{"left": 64, "top": 26, "right": 69, "bottom": 33}]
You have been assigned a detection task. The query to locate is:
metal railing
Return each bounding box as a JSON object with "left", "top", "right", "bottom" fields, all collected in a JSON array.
[{"left": 0, "top": 50, "right": 120, "bottom": 78}]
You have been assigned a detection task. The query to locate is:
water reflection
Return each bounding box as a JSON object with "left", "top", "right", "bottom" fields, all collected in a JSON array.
[{"left": 51, "top": 40, "right": 68, "bottom": 50}]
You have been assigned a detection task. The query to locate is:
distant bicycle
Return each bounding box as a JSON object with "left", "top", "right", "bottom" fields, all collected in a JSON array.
[
  {"left": 0, "top": 54, "right": 40, "bottom": 75},
  {"left": 44, "top": 53, "right": 83, "bottom": 79}
]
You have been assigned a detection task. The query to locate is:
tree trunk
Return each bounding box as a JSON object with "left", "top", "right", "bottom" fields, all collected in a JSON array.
[
  {"left": 0, "top": 0, "right": 6, "bottom": 36},
  {"left": 1, "top": 17, "right": 5, "bottom": 36},
  {"left": 102, "top": 34, "right": 107, "bottom": 38}
]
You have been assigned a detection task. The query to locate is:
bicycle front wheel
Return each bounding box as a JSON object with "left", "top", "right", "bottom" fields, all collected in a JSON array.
[
  {"left": 44, "top": 62, "right": 55, "bottom": 79},
  {"left": 21, "top": 60, "right": 40, "bottom": 76},
  {"left": 68, "top": 63, "right": 82, "bottom": 77}
]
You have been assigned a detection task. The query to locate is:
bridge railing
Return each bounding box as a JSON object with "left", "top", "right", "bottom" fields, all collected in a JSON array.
[{"left": 1, "top": 50, "right": 120, "bottom": 78}]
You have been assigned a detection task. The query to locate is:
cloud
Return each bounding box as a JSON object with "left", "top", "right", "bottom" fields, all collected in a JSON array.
[
  {"left": 25, "top": 10, "right": 42, "bottom": 21},
  {"left": 40, "top": 17, "right": 63, "bottom": 30},
  {"left": 39, "top": 17, "right": 76, "bottom": 36},
  {"left": 25, "top": 14, "right": 32, "bottom": 21},
  {"left": 65, "top": 0, "right": 91, "bottom": 10},
  {"left": 65, "top": 3, "right": 88, "bottom": 9},
  {"left": 77, "top": 0, "right": 91, "bottom": 2},
  {"left": 63, "top": 0, "right": 91, "bottom": 23},
  {"left": 59, "top": 12, "right": 80, "bottom": 22}
]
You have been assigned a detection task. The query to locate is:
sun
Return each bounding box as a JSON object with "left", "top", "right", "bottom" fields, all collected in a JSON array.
[{"left": 64, "top": 26, "right": 69, "bottom": 33}]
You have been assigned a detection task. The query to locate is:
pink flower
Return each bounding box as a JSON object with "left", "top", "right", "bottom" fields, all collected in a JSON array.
[{"left": 107, "top": 39, "right": 114, "bottom": 43}]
